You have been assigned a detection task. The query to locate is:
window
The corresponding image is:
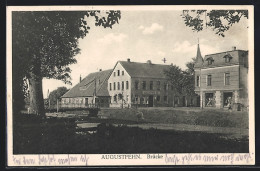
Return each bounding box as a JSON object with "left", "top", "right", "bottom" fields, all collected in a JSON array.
[
  {"left": 225, "top": 73, "right": 230, "bottom": 85},
  {"left": 118, "top": 70, "right": 120, "bottom": 76},
  {"left": 208, "top": 60, "right": 213, "bottom": 65},
  {"left": 164, "top": 82, "right": 167, "bottom": 91},
  {"left": 135, "top": 95, "right": 139, "bottom": 104},
  {"left": 157, "top": 96, "right": 160, "bottom": 102},
  {"left": 122, "top": 71, "right": 124, "bottom": 75},
  {"left": 196, "top": 76, "right": 200, "bottom": 87},
  {"left": 109, "top": 83, "right": 112, "bottom": 91},
  {"left": 113, "top": 82, "right": 116, "bottom": 90},
  {"left": 126, "top": 81, "right": 129, "bottom": 90},
  {"left": 114, "top": 72, "right": 116, "bottom": 77},
  {"left": 122, "top": 81, "right": 124, "bottom": 90},
  {"left": 142, "top": 81, "right": 146, "bottom": 90},
  {"left": 164, "top": 96, "right": 168, "bottom": 103},
  {"left": 135, "top": 80, "right": 139, "bottom": 90},
  {"left": 150, "top": 81, "right": 153, "bottom": 90},
  {"left": 118, "top": 82, "right": 120, "bottom": 90},
  {"left": 157, "top": 81, "right": 161, "bottom": 90},
  {"left": 207, "top": 75, "right": 212, "bottom": 86},
  {"left": 225, "top": 57, "right": 231, "bottom": 63}
]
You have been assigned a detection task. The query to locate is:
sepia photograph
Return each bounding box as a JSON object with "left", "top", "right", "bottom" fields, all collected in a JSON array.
[{"left": 6, "top": 5, "right": 254, "bottom": 166}]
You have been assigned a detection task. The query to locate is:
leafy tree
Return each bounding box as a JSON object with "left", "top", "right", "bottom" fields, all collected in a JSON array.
[
  {"left": 164, "top": 65, "right": 184, "bottom": 106},
  {"left": 182, "top": 58, "right": 196, "bottom": 96},
  {"left": 48, "top": 87, "right": 69, "bottom": 106},
  {"left": 181, "top": 10, "right": 248, "bottom": 37},
  {"left": 164, "top": 59, "right": 196, "bottom": 106},
  {"left": 12, "top": 11, "right": 121, "bottom": 116}
]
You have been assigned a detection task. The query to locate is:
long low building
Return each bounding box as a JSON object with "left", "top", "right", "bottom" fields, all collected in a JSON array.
[{"left": 61, "top": 69, "right": 113, "bottom": 108}]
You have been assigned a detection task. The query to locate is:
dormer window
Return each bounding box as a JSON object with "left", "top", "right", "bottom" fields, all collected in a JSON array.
[
  {"left": 206, "top": 57, "right": 214, "bottom": 65},
  {"left": 223, "top": 53, "right": 232, "bottom": 63}
]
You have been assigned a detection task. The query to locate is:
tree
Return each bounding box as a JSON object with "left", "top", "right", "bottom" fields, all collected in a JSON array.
[
  {"left": 181, "top": 10, "right": 248, "bottom": 37},
  {"left": 164, "top": 65, "right": 184, "bottom": 107},
  {"left": 182, "top": 59, "right": 196, "bottom": 97},
  {"left": 12, "top": 11, "right": 121, "bottom": 116},
  {"left": 48, "top": 87, "right": 69, "bottom": 106},
  {"left": 164, "top": 59, "right": 196, "bottom": 107}
]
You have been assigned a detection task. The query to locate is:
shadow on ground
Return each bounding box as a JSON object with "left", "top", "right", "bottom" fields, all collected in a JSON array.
[{"left": 13, "top": 114, "right": 248, "bottom": 154}]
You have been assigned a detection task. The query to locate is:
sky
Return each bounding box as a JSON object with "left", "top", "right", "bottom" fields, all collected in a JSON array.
[{"left": 42, "top": 10, "right": 249, "bottom": 98}]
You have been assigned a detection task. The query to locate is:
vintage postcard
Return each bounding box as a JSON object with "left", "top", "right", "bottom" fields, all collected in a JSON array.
[{"left": 6, "top": 5, "right": 255, "bottom": 166}]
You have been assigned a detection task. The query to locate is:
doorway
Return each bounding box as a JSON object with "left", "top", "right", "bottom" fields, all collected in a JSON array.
[
  {"left": 205, "top": 93, "right": 214, "bottom": 107},
  {"left": 223, "top": 92, "right": 233, "bottom": 108},
  {"left": 85, "top": 98, "right": 88, "bottom": 107},
  {"left": 196, "top": 96, "right": 200, "bottom": 107},
  {"left": 148, "top": 95, "right": 153, "bottom": 107}
]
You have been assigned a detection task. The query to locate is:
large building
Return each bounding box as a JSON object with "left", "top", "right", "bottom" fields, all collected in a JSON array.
[
  {"left": 108, "top": 59, "right": 197, "bottom": 108},
  {"left": 61, "top": 69, "right": 113, "bottom": 108},
  {"left": 194, "top": 45, "right": 248, "bottom": 109}
]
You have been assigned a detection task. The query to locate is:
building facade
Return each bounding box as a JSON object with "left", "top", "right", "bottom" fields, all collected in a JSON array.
[
  {"left": 194, "top": 45, "right": 248, "bottom": 109},
  {"left": 108, "top": 59, "right": 198, "bottom": 108},
  {"left": 61, "top": 69, "right": 112, "bottom": 108}
]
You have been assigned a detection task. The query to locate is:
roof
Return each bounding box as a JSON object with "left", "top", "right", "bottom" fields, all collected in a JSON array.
[
  {"left": 194, "top": 43, "right": 204, "bottom": 68},
  {"left": 202, "top": 50, "right": 248, "bottom": 68},
  {"left": 62, "top": 69, "right": 113, "bottom": 98},
  {"left": 119, "top": 61, "right": 171, "bottom": 79}
]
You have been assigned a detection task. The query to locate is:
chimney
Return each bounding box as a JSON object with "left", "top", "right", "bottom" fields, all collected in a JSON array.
[
  {"left": 99, "top": 69, "right": 102, "bottom": 71},
  {"left": 127, "top": 58, "right": 130, "bottom": 62},
  {"left": 232, "top": 46, "right": 236, "bottom": 51},
  {"left": 147, "top": 60, "right": 152, "bottom": 64},
  {"left": 80, "top": 75, "right": 82, "bottom": 82}
]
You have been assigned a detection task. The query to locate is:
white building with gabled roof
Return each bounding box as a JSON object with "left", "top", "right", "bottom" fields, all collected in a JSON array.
[{"left": 107, "top": 59, "right": 197, "bottom": 108}]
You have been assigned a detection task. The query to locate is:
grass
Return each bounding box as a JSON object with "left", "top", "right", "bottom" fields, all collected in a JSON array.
[
  {"left": 13, "top": 116, "right": 249, "bottom": 154},
  {"left": 13, "top": 108, "right": 249, "bottom": 154},
  {"left": 98, "top": 107, "right": 248, "bottom": 128}
]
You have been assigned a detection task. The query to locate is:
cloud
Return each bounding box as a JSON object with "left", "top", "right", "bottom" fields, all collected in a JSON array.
[
  {"left": 157, "top": 51, "right": 166, "bottom": 57},
  {"left": 170, "top": 40, "right": 221, "bottom": 69},
  {"left": 97, "top": 33, "right": 128, "bottom": 44},
  {"left": 139, "top": 23, "right": 164, "bottom": 35},
  {"left": 172, "top": 40, "right": 220, "bottom": 57}
]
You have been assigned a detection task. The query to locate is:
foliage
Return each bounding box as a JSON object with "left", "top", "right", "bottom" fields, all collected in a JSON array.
[
  {"left": 164, "top": 59, "right": 196, "bottom": 96},
  {"left": 181, "top": 10, "right": 248, "bottom": 37},
  {"left": 12, "top": 11, "right": 121, "bottom": 114},
  {"left": 13, "top": 11, "right": 121, "bottom": 84},
  {"left": 164, "top": 65, "right": 184, "bottom": 95},
  {"left": 48, "top": 87, "right": 69, "bottom": 105},
  {"left": 182, "top": 58, "right": 196, "bottom": 96}
]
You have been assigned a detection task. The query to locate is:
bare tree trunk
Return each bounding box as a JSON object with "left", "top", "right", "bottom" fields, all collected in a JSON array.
[{"left": 28, "top": 67, "right": 45, "bottom": 117}]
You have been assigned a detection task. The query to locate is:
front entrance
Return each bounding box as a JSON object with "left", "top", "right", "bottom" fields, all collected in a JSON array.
[
  {"left": 148, "top": 95, "right": 153, "bottom": 107},
  {"left": 223, "top": 92, "right": 233, "bottom": 108},
  {"left": 205, "top": 93, "right": 215, "bottom": 107}
]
